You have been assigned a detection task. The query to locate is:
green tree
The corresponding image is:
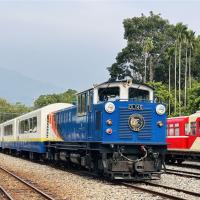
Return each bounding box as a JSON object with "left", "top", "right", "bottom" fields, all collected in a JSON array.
[
  {"left": 175, "top": 23, "right": 188, "bottom": 115},
  {"left": 187, "top": 82, "right": 200, "bottom": 114},
  {"left": 0, "top": 98, "right": 31, "bottom": 123},
  {"left": 108, "top": 12, "right": 174, "bottom": 82},
  {"left": 34, "top": 89, "right": 77, "bottom": 108},
  {"left": 147, "top": 82, "right": 172, "bottom": 111},
  {"left": 108, "top": 12, "right": 200, "bottom": 117}
]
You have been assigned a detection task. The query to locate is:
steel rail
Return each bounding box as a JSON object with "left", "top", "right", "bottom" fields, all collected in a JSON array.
[
  {"left": 167, "top": 168, "right": 200, "bottom": 176},
  {"left": 121, "top": 182, "right": 187, "bottom": 200},
  {"left": 0, "top": 166, "right": 56, "bottom": 200},
  {"left": 0, "top": 186, "right": 14, "bottom": 200},
  {"left": 168, "top": 163, "right": 200, "bottom": 170},
  {"left": 142, "top": 181, "right": 200, "bottom": 198},
  {"left": 166, "top": 170, "right": 200, "bottom": 179}
]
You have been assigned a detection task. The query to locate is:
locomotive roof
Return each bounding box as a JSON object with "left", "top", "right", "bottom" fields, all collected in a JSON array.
[{"left": 77, "top": 80, "right": 154, "bottom": 95}]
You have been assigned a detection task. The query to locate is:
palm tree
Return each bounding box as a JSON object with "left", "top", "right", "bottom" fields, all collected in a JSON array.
[
  {"left": 175, "top": 23, "right": 188, "bottom": 116},
  {"left": 188, "top": 31, "right": 195, "bottom": 89},
  {"left": 143, "top": 37, "right": 154, "bottom": 83},
  {"left": 167, "top": 47, "right": 174, "bottom": 115},
  {"left": 184, "top": 31, "right": 189, "bottom": 108},
  {"left": 174, "top": 41, "right": 177, "bottom": 114}
]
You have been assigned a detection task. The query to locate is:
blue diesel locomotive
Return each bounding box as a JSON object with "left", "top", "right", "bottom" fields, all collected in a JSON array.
[
  {"left": 0, "top": 80, "right": 166, "bottom": 180},
  {"left": 47, "top": 80, "right": 167, "bottom": 180}
]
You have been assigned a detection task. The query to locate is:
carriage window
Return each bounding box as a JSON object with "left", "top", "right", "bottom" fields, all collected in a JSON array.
[
  {"left": 198, "top": 122, "right": 200, "bottom": 133},
  {"left": 32, "top": 117, "right": 37, "bottom": 132},
  {"left": 174, "top": 123, "right": 179, "bottom": 136},
  {"left": 129, "top": 88, "right": 149, "bottom": 101},
  {"left": 169, "top": 124, "right": 174, "bottom": 136},
  {"left": 98, "top": 87, "right": 120, "bottom": 102},
  {"left": 168, "top": 124, "right": 174, "bottom": 136},
  {"left": 190, "top": 122, "right": 196, "bottom": 135},
  {"left": 185, "top": 123, "right": 189, "bottom": 135},
  {"left": 19, "top": 117, "right": 37, "bottom": 134},
  {"left": 77, "top": 92, "right": 87, "bottom": 115},
  {"left": 4, "top": 124, "right": 13, "bottom": 136}
]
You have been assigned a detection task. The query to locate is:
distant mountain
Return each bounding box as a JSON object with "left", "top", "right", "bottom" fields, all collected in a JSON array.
[{"left": 0, "top": 68, "right": 63, "bottom": 105}]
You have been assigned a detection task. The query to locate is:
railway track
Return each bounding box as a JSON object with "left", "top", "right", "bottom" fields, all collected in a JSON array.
[
  {"left": 168, "top": 163, "right": 200, "bottom": 170},
  {"left": 0, "top": 166, "right": 56, "bottom": 200},
  {"left": 121, "top": 182, "right": 200, "bottom": 200},
  {"left": 0, "top": 186, "right": 13, "bottom": 200},
  {"left": 166, "top": 168, "right": 200, "bottom": 179}
]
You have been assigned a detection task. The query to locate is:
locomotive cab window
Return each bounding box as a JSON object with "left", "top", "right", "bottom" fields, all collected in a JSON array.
[
  {"left": 129, "top": 88, "right": 149, "bottom": 101},
  {"left": 98, "top": 87, "right": 120, "bottom": 102}
]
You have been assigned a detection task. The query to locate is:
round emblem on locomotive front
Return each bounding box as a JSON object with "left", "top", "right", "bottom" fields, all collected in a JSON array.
[{"left": 128, "top": 114, "right": 144, "bottom": 132}]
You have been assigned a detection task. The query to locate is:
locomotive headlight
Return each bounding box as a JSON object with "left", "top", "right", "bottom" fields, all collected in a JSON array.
[
  {"left": 156, "top": 104, "right": 166, "bottom": 115},
  {"left": 157, "top": 121, "right": 164, "bottom": 127},
  {"left": 105, "top": 102, "right": 115, "bottom": 113},
  {"left": 106, "top": 119, "right": 113, "bottom": 125}
]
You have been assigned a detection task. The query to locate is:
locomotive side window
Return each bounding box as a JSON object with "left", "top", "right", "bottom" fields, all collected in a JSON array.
[
  {"left": 98, "top": 87, "right": 120, "bottom": 102},
  {"left": 78, "top": 95, "right": 81, "bottom": 113},
  {"left": 129, "top": 88, "right": 149, "bottom": 101},
  {"left": 190, "top": 122, "right": 196, "bottom": 135},
  {"left": 95, "top": 111, "right": 101, "bottom": 130},
  {"left": 88, "top": 90, "right": 93, "bottom": 112},
  {"left": 78, "top": 92, "right": 87, "bottom": 115}
]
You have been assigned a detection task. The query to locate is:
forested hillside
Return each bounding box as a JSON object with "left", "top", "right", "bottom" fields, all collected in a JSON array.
[{"left": 0, "top": 89, "right": 76, "bottom": 123}]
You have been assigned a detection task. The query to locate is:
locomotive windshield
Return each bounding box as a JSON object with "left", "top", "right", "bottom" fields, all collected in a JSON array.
[
  {"left": 98, "top": 87, "right": 120, "bottom": 102},
  {"left": 129, "top": 88, "right": 150, "bottom": 101}
]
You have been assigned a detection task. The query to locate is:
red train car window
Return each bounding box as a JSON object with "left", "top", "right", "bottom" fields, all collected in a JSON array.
[
  {"left": 185, "top": 123, "right": 189, "bottom": 135},
  {"left": 190, "top": 122, "right": 196, "bottom": 135},
  {"left": 169, "top": 124, "right": 174, "bottom": 136},
  {"left": 198, "top": 122, "right": 200, "bottom": 133},
  {"left": 174, "top": 123, "right": 179, "bottom": 136}
]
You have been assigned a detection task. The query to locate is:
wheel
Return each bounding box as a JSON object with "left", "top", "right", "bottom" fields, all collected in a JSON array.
[{"left": 177, "top": 159, "right": 184, "bottom": 165}]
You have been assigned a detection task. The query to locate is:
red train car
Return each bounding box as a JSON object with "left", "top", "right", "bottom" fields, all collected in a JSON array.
[{"left": 166, "top": 111, "right": 200, "bottom": 164}]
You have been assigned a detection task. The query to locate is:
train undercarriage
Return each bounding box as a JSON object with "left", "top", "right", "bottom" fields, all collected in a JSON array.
[
  {"left": 46, "top": 142, "right": 166, "bottom": 180},
  {"left": 0, "top": 143, "right": 166, "bottom": 180}
]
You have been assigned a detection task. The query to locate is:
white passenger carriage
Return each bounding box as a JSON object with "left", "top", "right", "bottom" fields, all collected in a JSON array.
[
  {"left": 0, "top": 103, "right": 72, "bottom": 154},
  {"left": 0, "top": 119, "right": 16, "bottom": 149}
]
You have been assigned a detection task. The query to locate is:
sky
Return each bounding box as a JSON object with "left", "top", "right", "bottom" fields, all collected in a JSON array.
[{"left": 0, "top": 0, "right": 199, "bottom": 94}]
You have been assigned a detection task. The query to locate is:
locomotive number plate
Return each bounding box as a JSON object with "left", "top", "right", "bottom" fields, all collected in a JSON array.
[{"left": 128, "top": 104, "right": 144, "bottom": 110}]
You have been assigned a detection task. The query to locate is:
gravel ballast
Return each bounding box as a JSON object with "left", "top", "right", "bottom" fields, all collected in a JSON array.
[
  {"left": 1, "top": 153, "right": 200, "bottom": 200},
  {"left": 0, "top": 153, "right": 161, "bottom": 200}
]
